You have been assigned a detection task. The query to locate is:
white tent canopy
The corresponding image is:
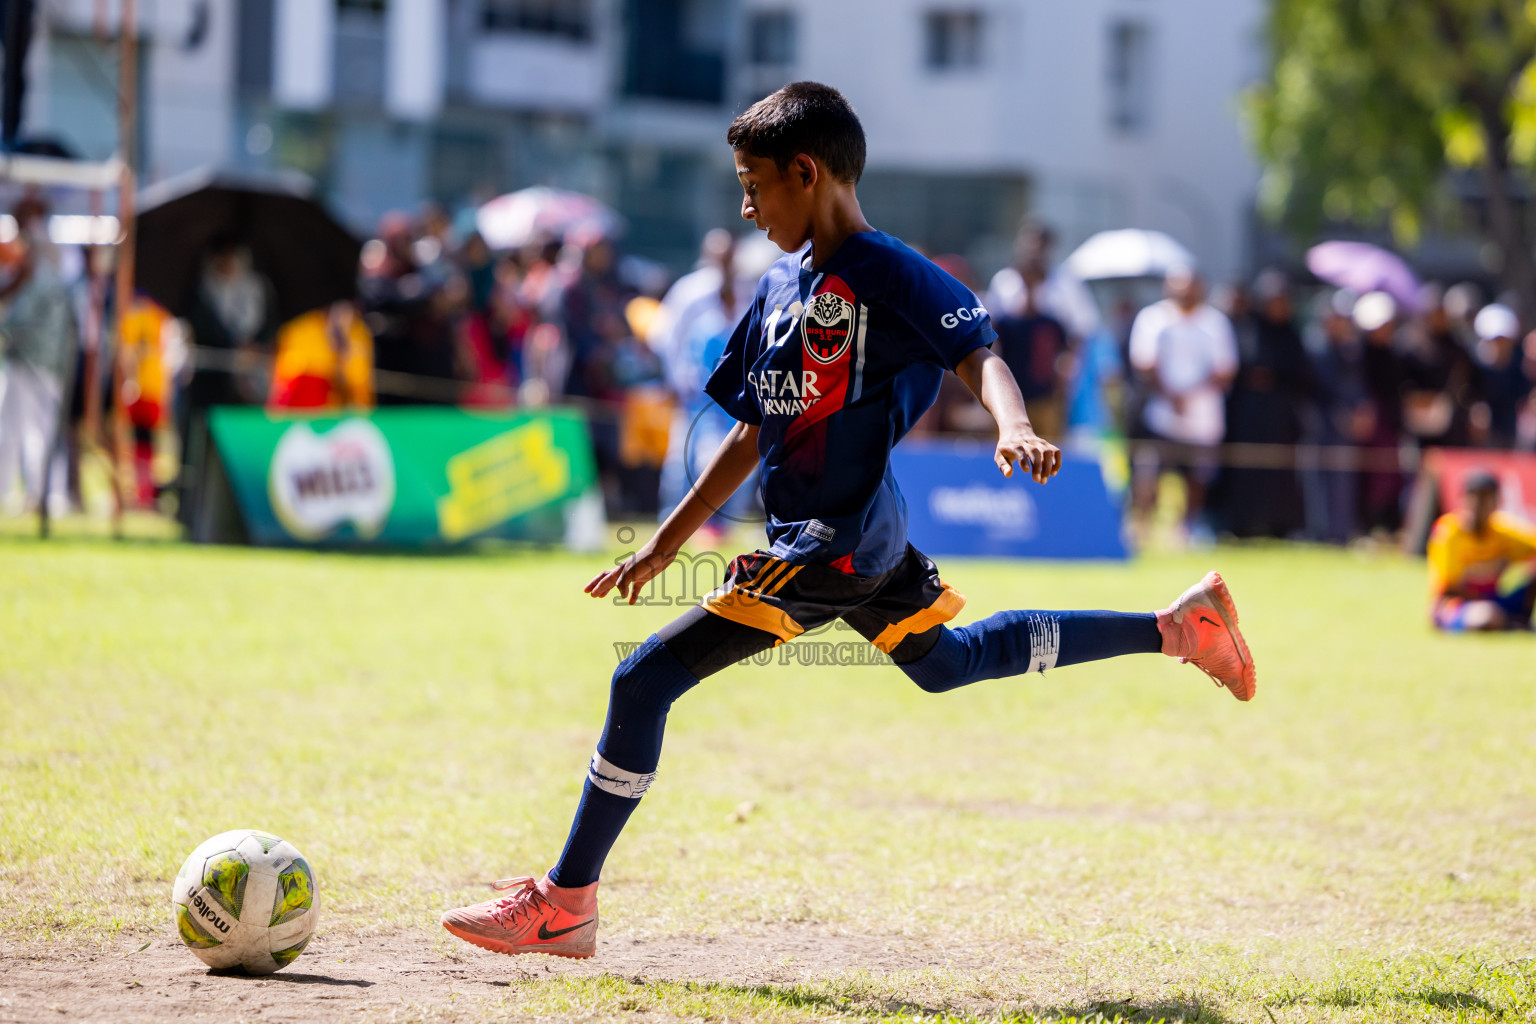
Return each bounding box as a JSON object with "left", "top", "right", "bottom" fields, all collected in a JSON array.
[
  {"left": 475, "top": 187, "right": 622, "bottom": 251},
  {"left": 0, "top": 153, "right": 122, "bottom": 190},
  {"left": 1065, "top": 229, "right": 1195, "bottom": 281}
]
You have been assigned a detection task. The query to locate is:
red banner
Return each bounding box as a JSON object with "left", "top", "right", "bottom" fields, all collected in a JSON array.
[
  {"left": 1405, "top": 449, "right": 1536, "bottom": 553},
  {"left": 1423, "top": 449, "right": 1536, "bottom": 523}
]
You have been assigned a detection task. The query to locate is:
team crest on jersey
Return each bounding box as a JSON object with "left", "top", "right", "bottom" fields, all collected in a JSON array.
[{"left": 803, "top": 292, "right": 854, "bottom": 364}]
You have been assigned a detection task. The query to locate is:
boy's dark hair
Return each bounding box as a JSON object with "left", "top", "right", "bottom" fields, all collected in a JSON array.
[
  {"left": 727, "top": 82, "right": 866, "bottom": 184},
  {"left": 1464, "top": 469, "right": 1500, "bottom": 496}
]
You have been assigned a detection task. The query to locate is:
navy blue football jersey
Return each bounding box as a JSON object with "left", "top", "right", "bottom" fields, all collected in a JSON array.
[{"left": 704, "top": 230, "right": 994, "bottom": 575}]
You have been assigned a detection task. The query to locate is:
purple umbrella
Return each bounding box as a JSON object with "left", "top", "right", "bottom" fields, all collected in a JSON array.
[{"left": 1306, "top": 241, "right": 1421, "bottom": 313}]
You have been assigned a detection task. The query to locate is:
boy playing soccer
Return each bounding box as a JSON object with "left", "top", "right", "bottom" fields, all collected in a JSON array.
[{"left": 442, "top": 83, "right": 1257, "bottom": 959}]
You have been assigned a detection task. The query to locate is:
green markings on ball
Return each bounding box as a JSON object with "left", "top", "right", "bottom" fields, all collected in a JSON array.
[
  {"left": 269, "top": 857, "right": 315, "bottom": 926},
  {"left": 270, "top": 935, "right": 311, "bottom": 968},
  {"left": 172, "top": 832, "right": 317, "bottom": 972},
  {"left": 175, "top": 903, "right": 222, "bottom": 949},
  {"left": 202, "top": 851, "right": 249, "bottom": 918}
]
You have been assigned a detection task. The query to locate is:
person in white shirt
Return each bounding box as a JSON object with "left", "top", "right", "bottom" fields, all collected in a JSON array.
[
  {"left": 1128, "top": 266, "right": 1238, "bottom": 536},
  {"left": 0, "top": 210, "right": 77, "bottom": 516}
]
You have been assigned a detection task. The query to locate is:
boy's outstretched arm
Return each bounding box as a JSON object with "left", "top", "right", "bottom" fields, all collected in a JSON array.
[
  {"left": 585, "top": 421, "right": 762, "bottom": 604},
  {"left": 954, "top": 347, "right": 1062, "bottom": 484}
]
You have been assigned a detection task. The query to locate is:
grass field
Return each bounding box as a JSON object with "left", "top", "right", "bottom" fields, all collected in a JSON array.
[{"left": 2, "top": 526, "right": 1534, "bottom": 1023}]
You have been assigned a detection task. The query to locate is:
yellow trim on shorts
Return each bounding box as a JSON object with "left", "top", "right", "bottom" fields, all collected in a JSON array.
[
  {"left": 752, "top": 559, "right": 794, "bottom": 595},
  {"left": 870, "top": 583, "right": 967, "bottom": 654},
  {"left": 764, "top": 564, "right": 803, "bottom": 595},
  {"left": 741, "top": 556, "right": 781, "bottom": 590},
  {"left": 701, "top": 588, "right": 804, "bottom": 642},
  {"left": 699, "top": 558, "right": 807, "bottom": 643}
]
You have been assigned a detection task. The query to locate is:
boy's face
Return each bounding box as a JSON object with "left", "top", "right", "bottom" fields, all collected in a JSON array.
[
  {"left": 735, "top": 151, "right": 816, "bottom": 252},
  {"left": 1467, "top": 487, "right": 1499, "bottom": 531}
]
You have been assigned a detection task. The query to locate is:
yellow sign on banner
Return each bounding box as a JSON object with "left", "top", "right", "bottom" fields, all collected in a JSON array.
[{"left": 436, "top": 420, "right": 572, "bottom": 542}]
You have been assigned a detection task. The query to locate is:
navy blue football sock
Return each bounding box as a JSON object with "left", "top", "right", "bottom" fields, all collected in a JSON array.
[
  {"left": 548, "top": 781, "right": 641, "bottom": 889},
  {"left": 549, "top": 635, "right": 699, "bottom": 888},
  {"left": 898, "top": 611, "right": 1162, "bottom": 693}
]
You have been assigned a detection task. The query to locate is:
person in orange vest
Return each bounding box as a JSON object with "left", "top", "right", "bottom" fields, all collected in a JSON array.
[
  {"left": 268, "top": 302, "right": 374, "bottom": 411},
  {"left": 1428, "top": 470, "right": 1536, "bottom": 631},
  {"left": 118, "top": 296, "right": 173, "bottom": 508}
]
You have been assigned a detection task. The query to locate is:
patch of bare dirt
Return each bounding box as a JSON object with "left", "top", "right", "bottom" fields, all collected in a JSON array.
[{"left": 0, "top": 928, "right": 1074, "bottom": 1024}]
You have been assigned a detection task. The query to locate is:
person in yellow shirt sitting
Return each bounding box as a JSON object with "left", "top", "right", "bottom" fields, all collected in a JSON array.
[
  {"left": 1428, "top": 471, "right": 1536, "bottom": 631},
  {"left": 268, "top": 302, "right": 374, "bottom": 411}
]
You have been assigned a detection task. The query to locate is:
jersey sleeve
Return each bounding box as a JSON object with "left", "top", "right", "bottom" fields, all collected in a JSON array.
[
  {"left": 888, "top": 252, "right": 997, "bottom": 371},
  {"left": 703, "top": 299, "right": 763, "bottom": 425}
]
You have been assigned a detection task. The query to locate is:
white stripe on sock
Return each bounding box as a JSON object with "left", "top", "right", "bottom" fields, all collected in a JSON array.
[
  {"left": 587, "top": 752, "right": 656, "bottom": 799},
  {"left": 1026, "top": 614, "right": 1060, "bottom": 674}
]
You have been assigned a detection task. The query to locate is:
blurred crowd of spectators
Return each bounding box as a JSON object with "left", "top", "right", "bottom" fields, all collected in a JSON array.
[
  {"left": 927, "top": 221, "right": 1536, "bottom": 546},
  {"left": 0, "top": 196, "right": 685, "bottom": 518},
  {"left": 348, "top": 203, "right": 730, "bottom": 518},
  {"left": 1, "top": 191, "right": 1532, "bottom": 547},
  {"left": 0, "top": 193, "right": 788, "bottom": 522}
]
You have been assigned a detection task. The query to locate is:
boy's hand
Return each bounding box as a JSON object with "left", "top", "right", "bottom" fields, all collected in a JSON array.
[
  {"left": 954, "top": 350, "right": 1062, "bottom": 485},
  {"left": 585, "top": 540, "right": 678, "bottom": 605},
  {"left": 995, "top": 427, "right": 1061, "bottom": 484}
]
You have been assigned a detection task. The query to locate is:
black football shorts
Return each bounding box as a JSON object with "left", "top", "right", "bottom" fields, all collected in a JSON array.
[{"left": 656, "top": 544, "right": 965, "bottom": 678}]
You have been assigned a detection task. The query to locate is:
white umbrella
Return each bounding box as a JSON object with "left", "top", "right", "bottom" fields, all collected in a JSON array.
[
  {"left": 475, "top": 187, "right": 623, "bottom": 250},
  {"left": 1065, "top": 229, "right": 1195, "bottom": 281}
]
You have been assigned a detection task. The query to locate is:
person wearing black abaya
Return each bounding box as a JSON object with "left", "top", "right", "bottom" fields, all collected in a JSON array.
[
  {"left": 1215, "top": 272, "right": 1318, "bottom": 537},
  {"left": 1403, "top": 288, "right": 1479, "bottom": 449}
]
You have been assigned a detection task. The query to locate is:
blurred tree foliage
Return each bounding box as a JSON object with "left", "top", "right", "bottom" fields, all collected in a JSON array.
[{"left": 1248, "top": 0, "right": 1536, "bottom": 314}]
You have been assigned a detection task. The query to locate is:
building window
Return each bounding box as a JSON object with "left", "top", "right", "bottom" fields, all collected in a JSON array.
[
  {"left": 335, "top": 0, "right": 388, "bottom": 106},
  {"left": 623, "top": 0, "right": 726, "bottom": 105},
  {"left": 748, "top": 10, "right": 795, "bottom": 66},
  {"left": 925, "top": 10, "right": 983, "bottom": 70},
  {"left": 1107, "top": 19, "right": 1152, "bottom": 133},
  {"left": 237, "top": 0, "right": 275, "bottom": 97},
  {"left": 483, "top": 0, "right": 593, "bottom": 41}
]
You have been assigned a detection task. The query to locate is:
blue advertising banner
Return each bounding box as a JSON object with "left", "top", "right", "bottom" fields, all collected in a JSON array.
[{"left": 890, "top": 439, "right": 1127, "bottom": 560}]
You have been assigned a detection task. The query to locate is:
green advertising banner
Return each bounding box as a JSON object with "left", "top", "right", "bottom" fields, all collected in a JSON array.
[{"left": 204, "top": 407, "right": 597, "bottom": 547}]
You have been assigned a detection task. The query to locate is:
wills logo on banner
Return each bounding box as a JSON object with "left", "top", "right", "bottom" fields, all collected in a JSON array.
[{"left": 268, "top": 420, "right": 396, "bottom": 540}]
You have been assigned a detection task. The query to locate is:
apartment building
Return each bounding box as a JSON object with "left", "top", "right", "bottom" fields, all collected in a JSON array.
[{"left": 20, "top": 0, "right": 1263, "bottom": 277}]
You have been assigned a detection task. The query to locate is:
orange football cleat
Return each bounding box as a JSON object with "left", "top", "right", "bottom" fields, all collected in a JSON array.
[
  {"left": 1157, "top": 571, "right": 1257, "bottom": 701},
  {"left": 441, "top": 875, "right": 598, "bottom": 958}
]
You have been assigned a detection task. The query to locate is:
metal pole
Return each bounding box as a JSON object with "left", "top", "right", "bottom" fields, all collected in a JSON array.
[
  {"left": 110, "top": 0, "right": 137, "bottom": 538},
  {"left": 79, "top": 0, "right": 109, "bottom": 495},
  {"left": 80, "top": 191, "right": 105, "bottom": 480}
]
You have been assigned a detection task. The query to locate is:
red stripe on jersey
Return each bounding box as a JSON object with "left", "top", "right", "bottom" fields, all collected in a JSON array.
[
  {"left": 785, "top": 275, "right": 855, "bottom": 443},
  {"left": 819, "top": 275, "right": 856, "bottom": 304}
]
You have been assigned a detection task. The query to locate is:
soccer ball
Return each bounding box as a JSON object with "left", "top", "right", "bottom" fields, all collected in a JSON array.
[{"left": 171, "top": 829, "right": 318, "bottom": 974}]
